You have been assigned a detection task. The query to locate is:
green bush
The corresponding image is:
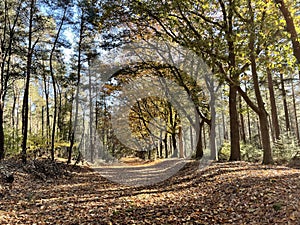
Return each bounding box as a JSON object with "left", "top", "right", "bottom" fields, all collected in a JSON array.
[
  {"left": 218, "top": 132, "right": 300, "bottom": 164},
  {"left": 273, "top": 132, "right": 300, "bottom": 164},
  {"left": 4, "top": 128, "right": 22, "bottom": 156},
  {"left": 218, "top": 141, "right": 231, "bottom": 161},
  {"left": 218, "top": 141, "right": 262, "bottom": 162},
  {"left": 240, "top": 143, "right": 263, "bottom": 162}
]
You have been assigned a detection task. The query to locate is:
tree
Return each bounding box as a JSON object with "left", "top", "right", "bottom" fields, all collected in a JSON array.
[
  {"left": 21, "top": 0, "right": 40, "bottom": 163},
  {"left": 48, "top": 0, "right": 70, "bottom": 161},
  {"left": 68, "top": 0, "right": 99, "bottom": 163},
  {"left": 68, "top": 11, "right": 84, "bottom": 164},
  {"left": 274, "top": 0, "right": 300, "bottom": 63},
  {"left": 246, "top": 0, "right": 272, "bottom": 164}
]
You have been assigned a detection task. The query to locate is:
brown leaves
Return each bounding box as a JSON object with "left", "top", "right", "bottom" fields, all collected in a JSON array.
[{"left": 0, "top": 160, "right": 299, "bottom": 224}]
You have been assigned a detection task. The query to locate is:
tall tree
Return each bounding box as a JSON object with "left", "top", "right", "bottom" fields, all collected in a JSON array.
[
  {"left": 68, "top": 12, "right": 84, "bottom": 164},
  {"left": 48, "top": 0, "right": 70, "bottom": 161},
  {"left": 246, "top": 0, "right": 272, "bottom": 164},
  {"left": 266, "top": 66, "right": 280, "bottom": 140},
  {"left": 21, "top": 0, "right": 40, "bottom": 163}
]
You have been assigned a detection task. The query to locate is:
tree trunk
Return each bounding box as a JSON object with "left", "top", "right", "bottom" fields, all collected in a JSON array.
[
  {"left": 248, "top": 0, "right": 272, "bottom": 164},
  {"left": 221, "top": 90, "right": 228, "bottom": 140},
  {"left": 259, "top": 110, "right": 273, "bottom": 164},
  {"left": 22, "top": 0, "right": 37, "bottom": 164},
  {"left": 178, "top": 126, "right": 184, "bottom": 158},
  {"left": 164, "top": 133, "right": 168, "bottom": 158},
  {"left": 209, "top": 84, "right": 217, "bottom": 160},
  {"left": 88, "top": 59, "right": 94, "bottom": 163},
  {"left": 0, "top": 52, "right": 4, "bottom": 158},
  {"left": 267, "top": 67, "right": 280, "bottom": 140},
  {"left": 169, "top": 104, "right": 178, "bottom": 158},
  {"left": 239, "top": 95, "right": 246, "bottom": 143},
  {"left": 190, "top": 126, "right": 194, "bottom": 153},
  {"left": 42, "top": 73, "right": 50, "bottom": 144},
  {"left": 11, "top": 90, "right": 17, "bottom": 150},
  {"left": 159, "top": 130, "right": 163, "bottom": 158},
  {"left": 203, "top": 123, "right": 206, "bottom": 149},
  {"left": 0, "top": 106, "right": 4, "bottom": 159},
  {"left": 291, "top": 79, "right": 300, "bottom": 144},
  {"left": 171, "top": 132, "right": 177, "bottom": 157},
  {"left": 227, "top": 2, "right": 241, "bottom": 161},
  {"left": 68, "top": 14, "right": 84, "bottom": 164},
  {"left": 247, "top": 105, "right": 252, "bottom": 141},
  {"left": 49, "top": 7, "right": 67, "bottom": 161},
  {"left": 195, "top": 120, "right": 204, "bottom": 159},
  {"left": 229, "top": 85, "right": 241, "bottom": 161},
  {"left": 280, "top": 73, "right": 290, "bottom": 132}
]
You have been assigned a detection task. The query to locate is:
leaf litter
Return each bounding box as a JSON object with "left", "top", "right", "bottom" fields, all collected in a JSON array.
[{"left": 0, "top": 159, "right": 299, "bottom": 224}]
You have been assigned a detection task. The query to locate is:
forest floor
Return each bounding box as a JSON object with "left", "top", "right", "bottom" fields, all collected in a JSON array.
[{"left": 0, "top": 158, "right": 299, "bottom": 224}]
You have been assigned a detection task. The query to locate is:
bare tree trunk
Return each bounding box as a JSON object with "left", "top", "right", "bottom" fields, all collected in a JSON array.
[
  {"left": 49, "top": 7, "right": 67, "bottom": 161},
  {"left": 190, "top": 126, "right": 194, "bottom": 153},
  {"left": 178, "top": 126, "right": 184, "bottom": 158},
  {"left": 280, "top": 73, "right": 290, "bottom": 132},
  {"left": 247, "top": 106, "right": 251, "bottom": 141},
  {"left": 291, "top": 79, "right": 300, "bottom": 144},
  {"left": 239, "top": 95, "right": 246, "bottom": 143},
  {"left": 88, "top": 58, "right": 94, "bottom": 163},
  {"left": 11, "top": 89, "right": 17, "bottom": 150},
  {"left": 203, "top": 123, "right": 206, "bottom": 150},
  {"left": 169, "top": 104, "right": 178, "bottom": 158},
  {"left": 267, "top": 67, "right": 280, "bottom": 140},
  {"left": 195, "top": 120, "right": 204, "bottom": 159},
  {"left": 229, "top": 85, "right": 241, "bottom": 160},
  {"left": 209, "top": 83, "right": 217, "bottom": 160},
  {"left": 221, "top": 90, "right": 228, "bottom": 140},
  {"left": 68, "top": 13, "right": 84, "bottom": 164},
  {"left": 225, "top": 1, "right": 241, "bottom": 161},
  {"left": 164, "top": 133, "right": 168, "bottom": 158},
  {"left": 22, "top": 0, "right": 38, "bottom": 164},
  {"left": 42, "top": 73, "right": 50, "bottom": 144},
  {"left": 159, "top": 130, "right": 163, "bottom": 158},
  {"left": 248, "top": 0, "right": 272, "bottom": 164},
  {"left": 0, "top": 106, "right": 4, "bottom": 159}
]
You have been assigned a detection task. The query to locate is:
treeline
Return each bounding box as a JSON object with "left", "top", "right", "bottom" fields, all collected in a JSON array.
[{"left": 0, "top": 0, "right": 300, "bottom": 164}]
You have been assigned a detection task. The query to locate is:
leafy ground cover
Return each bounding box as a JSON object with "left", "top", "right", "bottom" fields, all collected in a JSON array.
[{"left": 0, "top": 159, "right": 299, "bottom": 224}]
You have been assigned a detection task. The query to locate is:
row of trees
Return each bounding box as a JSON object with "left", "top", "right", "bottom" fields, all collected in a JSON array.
[
  {"left": 0, "top": 0, "right": 299, "bottom": 164},
  {"left": 98, "top": 0, "right": 300, "bottom": 164}
]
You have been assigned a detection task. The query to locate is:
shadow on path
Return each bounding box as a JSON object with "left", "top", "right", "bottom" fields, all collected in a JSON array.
[{"left": 93, "top": 158, "right": 190, "bottom": 186}]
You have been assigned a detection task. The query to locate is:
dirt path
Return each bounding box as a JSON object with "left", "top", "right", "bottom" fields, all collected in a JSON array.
[
  {"left": 1, "top": 160, "right": 299, "bottom": 224},
  {"left": 93, "top": 158, "right": 190, "bottom": 186}
]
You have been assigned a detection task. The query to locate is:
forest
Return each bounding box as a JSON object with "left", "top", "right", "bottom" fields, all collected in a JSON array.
[{"left": 0, "top": 0, "right": 299, "bottom": 224}]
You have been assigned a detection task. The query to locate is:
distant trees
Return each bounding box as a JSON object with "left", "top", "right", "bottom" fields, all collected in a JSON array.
[{"left": 0, "top": 0, "right": 22, "bottom": 159}]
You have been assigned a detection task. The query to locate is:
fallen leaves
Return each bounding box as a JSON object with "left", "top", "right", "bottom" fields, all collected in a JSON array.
[{"left": 0, "top": 159, "right": 299, "bottom": 224}]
